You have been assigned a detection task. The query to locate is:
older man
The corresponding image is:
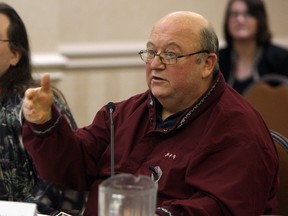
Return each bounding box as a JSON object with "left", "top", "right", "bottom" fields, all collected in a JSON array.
[{"left": 22, "top": 11, "right": 278, "bottom": 216}]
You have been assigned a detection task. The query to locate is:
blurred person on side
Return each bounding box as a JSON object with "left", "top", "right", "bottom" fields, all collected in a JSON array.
[
  {"left": 0, "top": 2, "right": 86, "bottom": 215},
  {"left": 219, "top": 0, "right": 288, "bottom": 94},
  {"left": 22, "top": 10, "right": 278, "bottom": 216}
]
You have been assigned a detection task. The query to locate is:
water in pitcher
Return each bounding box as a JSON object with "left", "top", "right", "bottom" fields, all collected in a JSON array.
[{"left": 98, "top": 173, "right": 157, "bottom": 216}]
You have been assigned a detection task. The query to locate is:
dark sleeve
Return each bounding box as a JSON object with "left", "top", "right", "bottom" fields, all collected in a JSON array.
[{"left": 22, "top": 104, "right": 111, "bottom": 190}]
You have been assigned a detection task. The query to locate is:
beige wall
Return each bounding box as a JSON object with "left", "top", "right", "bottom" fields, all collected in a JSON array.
[{"left": 4, "top": 0, "right": 288, "bottom": 127}]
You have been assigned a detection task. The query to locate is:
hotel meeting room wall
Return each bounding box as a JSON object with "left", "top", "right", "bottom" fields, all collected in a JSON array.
[{"left": 4, "top": 0, "right": 288, "bottom": 127}]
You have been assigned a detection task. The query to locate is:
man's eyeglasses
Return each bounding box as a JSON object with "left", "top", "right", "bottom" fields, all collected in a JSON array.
[
  {"left": 0, "top": 39, "right": 10, "bottom": 44},
  {"left": 138, "top": 50, "right": 209, "bottom": 65}
]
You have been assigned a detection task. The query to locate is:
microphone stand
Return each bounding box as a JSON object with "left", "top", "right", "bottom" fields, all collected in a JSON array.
[
  {"left": 107, "top": 102, "right": 115, "bottom": 176},
  {"left": 109, "top": 109, "right": 114, "bottom": 176}
]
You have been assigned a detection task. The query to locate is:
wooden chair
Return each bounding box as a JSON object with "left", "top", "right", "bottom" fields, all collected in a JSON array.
[
  {"left": 244, "top": 77, "right": 288, "bottom": 214},
  {"left": 244, "top": 75, "right": 288, "bottom": 138},
  {"left": 270, "top": 130, "right": 288, "bottom": 216}
]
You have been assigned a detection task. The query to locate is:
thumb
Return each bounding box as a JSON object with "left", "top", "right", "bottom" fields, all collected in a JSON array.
[{"left": 40, "top": 73, "right": 51, "bottom": 94}]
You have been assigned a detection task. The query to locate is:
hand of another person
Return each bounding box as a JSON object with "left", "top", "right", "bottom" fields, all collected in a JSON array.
[{"left": 23, "top": 73, "right": 54, "bottom": 124}]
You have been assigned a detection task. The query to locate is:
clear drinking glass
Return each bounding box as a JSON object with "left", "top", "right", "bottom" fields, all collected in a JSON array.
[{"left": 98, "top": 173, "right": 157, "bottom": 216}]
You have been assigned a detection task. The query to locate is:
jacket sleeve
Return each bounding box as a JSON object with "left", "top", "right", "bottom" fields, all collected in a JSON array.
[{"left": 22, "top": 105, "right": 111, "bottom": 190}]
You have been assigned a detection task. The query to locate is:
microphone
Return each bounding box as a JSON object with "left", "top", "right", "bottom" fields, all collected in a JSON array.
[
  {"left": 148, "top": 166, "right": 159, "bottom": 181},
  {"left": 107, "top": 102, "right": 115, "bottom": 114},
  {"left": 107, "top": 102, "right": 115, "bottom": 176}
]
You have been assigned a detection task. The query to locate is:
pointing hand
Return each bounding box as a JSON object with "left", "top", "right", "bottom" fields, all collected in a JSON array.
[{"left": 23, "top": 73, "right": 54, "bottom": 124}]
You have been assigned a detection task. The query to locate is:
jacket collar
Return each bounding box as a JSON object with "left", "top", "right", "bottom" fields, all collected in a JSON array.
[{"left": 147, "top": 71, "right": 226, "bottom": 130}]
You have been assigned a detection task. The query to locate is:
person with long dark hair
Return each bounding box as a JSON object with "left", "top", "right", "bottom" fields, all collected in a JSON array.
[
  {"left": 219, "top": 0, "right": 288, "bottom": 94},
  {"left": 0, "top": 2, "right": 86, "bottom": 215}
]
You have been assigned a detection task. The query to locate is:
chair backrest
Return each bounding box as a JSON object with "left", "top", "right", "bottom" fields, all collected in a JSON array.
[
  {"left": 270, "top": 130, "right": 288, "bottom": 216},
  {"left": 244, "top": 75, "right": 288, "bottom": 138}
]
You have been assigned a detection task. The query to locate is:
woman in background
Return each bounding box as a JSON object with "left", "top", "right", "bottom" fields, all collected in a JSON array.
[
  {"left": 0, "top": 2, "right": 86, "bottom": 215},
  {"left": 219, "top": 0, "right": 288, "bottom": 95}
]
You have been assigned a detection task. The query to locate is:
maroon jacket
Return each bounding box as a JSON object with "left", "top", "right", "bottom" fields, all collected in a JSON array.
[{"left": 23, "top": 72, "right": 279, "bottom": 216}]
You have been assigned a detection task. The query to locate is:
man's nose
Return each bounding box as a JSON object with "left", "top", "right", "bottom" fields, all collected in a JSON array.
[{"left": 150, "top": 55, "right": 165, "bottom": 68}]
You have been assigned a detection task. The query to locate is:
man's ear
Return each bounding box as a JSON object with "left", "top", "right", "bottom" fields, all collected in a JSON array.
[
  {"left": 10, "top": 50, "right": 21, "bottom": 66},
  {"left": 202, "top": 53, "right": 217, "bottom": 79}
]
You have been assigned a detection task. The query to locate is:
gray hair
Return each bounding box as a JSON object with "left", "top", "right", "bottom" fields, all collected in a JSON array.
[{"left": 195, "top": 24, "right": 219, "bottom": 72}]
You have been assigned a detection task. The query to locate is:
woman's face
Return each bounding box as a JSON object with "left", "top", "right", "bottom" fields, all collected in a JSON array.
[
  {"left": 0, "top": 13, "right": 19, "bottom": 78},
  {"left": 227, "top": 0, "right": 258, "bottom": 42}
]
